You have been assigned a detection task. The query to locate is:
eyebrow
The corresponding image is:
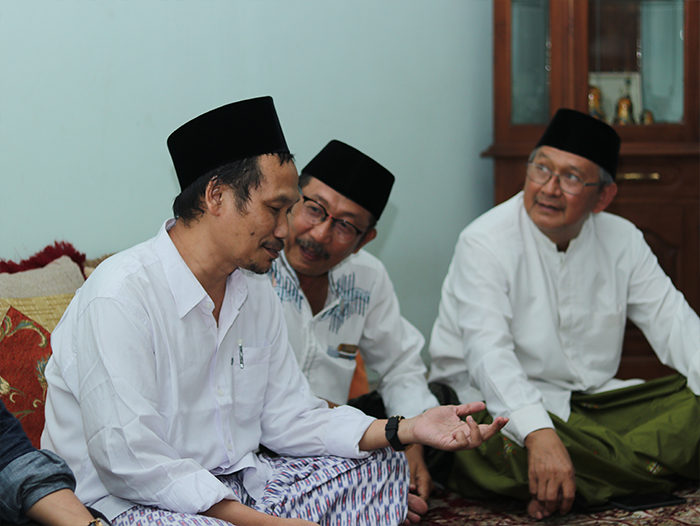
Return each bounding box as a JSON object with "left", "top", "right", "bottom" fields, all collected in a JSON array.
[
  {"left": 307, "top": 193, "right": 362, "bottom": 221},
  {"left": 534, "top": 152, "right": 586, "bottom": 175},
  {"left": 269, "top": 190, "right": 300, "bottom": 207}
]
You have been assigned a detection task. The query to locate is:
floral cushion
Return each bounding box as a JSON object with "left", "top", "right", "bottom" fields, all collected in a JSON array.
[{"left": 0, "top": 303, "right": 52, "bottom": 448}]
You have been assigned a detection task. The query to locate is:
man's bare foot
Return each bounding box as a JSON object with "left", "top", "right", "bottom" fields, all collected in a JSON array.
[
  {"left": 527, "top": 499, "right": 551, "bottom": 520},
  {"left": 403, "top": 493, "right": 428, "bottom": 524}
]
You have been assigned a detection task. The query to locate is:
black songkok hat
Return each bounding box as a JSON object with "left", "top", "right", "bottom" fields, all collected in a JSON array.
[
  {"left": 167, "top": 96, "right": 290, "bottom": 191},
  {"left": 302, "top": 140, "right": 395, "bottom": 220},
  {"left": 536, "top": 108, "right": 621, "bottom": 178}
]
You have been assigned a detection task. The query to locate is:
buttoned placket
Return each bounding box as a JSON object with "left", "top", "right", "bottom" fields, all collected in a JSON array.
[
  {"left": 529, "top": 217, "right": 587, "bottom": 389},
  {"left": 206, "top": 276, "right": 246, "bottom": 462}
]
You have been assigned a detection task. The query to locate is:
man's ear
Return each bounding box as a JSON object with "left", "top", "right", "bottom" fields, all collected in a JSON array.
[
  {"left": 353, "top": 228, "right": 378, "bottom": 254},
  {"left": 593, "top": 182, "right": 618, "bottom": 214},
  {"left": 204, "top": 180, "right": 225, "bottom": 215}
]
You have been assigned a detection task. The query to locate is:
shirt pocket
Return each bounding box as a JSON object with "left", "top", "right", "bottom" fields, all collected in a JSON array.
[{"left": 230, "top": 344, "right": 272, "bottom": 424}]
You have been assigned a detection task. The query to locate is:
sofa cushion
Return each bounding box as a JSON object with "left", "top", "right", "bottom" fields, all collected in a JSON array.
[
  {"left": 0, "top": 256, "right": 84, "bottom": 298},
  {"left": 0, "top": 302, "right": 53, "bottom": 448}
]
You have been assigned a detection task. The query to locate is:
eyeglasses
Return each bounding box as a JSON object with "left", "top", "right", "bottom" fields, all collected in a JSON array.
[
  {"left": 526, "top": 163, "right": 601, "bottom": 195},
  {"left": 299, "top": 196, "right": 365, "bottom": 244}
]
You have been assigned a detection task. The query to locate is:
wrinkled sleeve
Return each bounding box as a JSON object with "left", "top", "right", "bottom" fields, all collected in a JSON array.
[
  {"left": 626, "top": 228, "right": 700, "bottom": 393},
  {"left": 0, "top": 402, "right": 76, "bottom": 524},
  {"left": 0, "top": 450, "right": 76, "bottom": 524},
  {"left": 431, "top": 230, "right": 552, "bottom": 446},
  {"left": 358, "top": 264, "right": 438, "bottom": 418},
  {"left": 75, "top": 298, "right": 236, "bottom": 514}
]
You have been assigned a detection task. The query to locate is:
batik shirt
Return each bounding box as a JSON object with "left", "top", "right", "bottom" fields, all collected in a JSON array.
[{"left": 270, "top": 250, "right": 438, "bottom": 418}]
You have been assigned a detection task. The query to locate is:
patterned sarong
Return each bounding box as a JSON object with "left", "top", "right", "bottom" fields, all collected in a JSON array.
[
  {"left": 447, "top": 374, "right": 700, "bottom": 505},
  {"left": 111, "top": 447, "right": 408, "bottom": 526}
]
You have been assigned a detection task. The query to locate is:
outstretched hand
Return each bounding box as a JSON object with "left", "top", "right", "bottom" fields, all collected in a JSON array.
[{"left": 402, "top": 403, "right": 508, "bottom": 451}]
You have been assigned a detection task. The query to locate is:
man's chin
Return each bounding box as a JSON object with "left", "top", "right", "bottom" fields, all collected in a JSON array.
[{"left": 243, "top": 260, "right": 273, "bottom": 275}]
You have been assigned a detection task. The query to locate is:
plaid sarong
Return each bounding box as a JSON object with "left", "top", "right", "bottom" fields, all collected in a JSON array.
[{"left": 112, "top": 447, "right": 408, "bottom": 526}]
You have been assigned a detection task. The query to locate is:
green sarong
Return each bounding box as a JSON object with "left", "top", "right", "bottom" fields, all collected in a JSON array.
[{"left": 447, "top": 374, "right": 700, "bottom": 505}]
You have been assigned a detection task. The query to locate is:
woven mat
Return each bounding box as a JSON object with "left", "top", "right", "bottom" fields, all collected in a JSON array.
[
  {"left": 0, "top": 294, "right": 74, "bottom": 332},
  {"left": 423, "top": 484, "right": 700, "bottom": 526}
]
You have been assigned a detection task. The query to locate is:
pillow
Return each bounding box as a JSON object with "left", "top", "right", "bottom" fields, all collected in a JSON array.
[
  {"left": 0, "top": 255, "right": 84, "bottom": 298},
  {"left": 0, "top": 303, "right": 53, "bottom": 448},
  {"left": 0, "top": 241, "right": 85, "bottom": 275}
]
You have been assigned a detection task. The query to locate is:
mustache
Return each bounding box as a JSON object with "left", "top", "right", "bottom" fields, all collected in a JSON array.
[
  {"left": 535, "top": 197, "right": 563, "bottom": 209},
  {"left": 297, "top": 238, "right": 330, "bottom": 260},
  {"left": 262, "top": 239, "right": 284, "bottom": 252}
]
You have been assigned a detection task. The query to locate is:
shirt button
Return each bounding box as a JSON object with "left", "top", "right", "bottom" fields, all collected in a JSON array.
[
  {"left": 217, "top": 387, "right": 224, "bottom": 396},
  {"left": 227, "top": 442, "right": 233, "bottom": 452}
]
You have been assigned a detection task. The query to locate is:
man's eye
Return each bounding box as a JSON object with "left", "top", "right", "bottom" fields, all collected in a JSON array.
[
  {"left": 335, "top": 222, "right": 355, "bottom": 235},
  {"left": 563, "top": 173, "right": 582, "bottom": 183},
  {"left": 269, "top": 206, "right": 281, "bottom": 213}
]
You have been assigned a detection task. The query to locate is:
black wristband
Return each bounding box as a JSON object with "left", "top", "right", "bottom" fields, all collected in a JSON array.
[{"left": 385, "top": 415, "right": 406, "bottom": 451}]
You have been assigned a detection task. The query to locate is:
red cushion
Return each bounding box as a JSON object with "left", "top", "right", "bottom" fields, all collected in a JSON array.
[{"left": 0, "top": 306, "right": 52, "bottom": 448}]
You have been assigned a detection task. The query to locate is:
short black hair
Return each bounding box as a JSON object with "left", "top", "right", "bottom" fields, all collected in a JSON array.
[{"left": 173, "top": 152, "right": 295, "bottom": 225}]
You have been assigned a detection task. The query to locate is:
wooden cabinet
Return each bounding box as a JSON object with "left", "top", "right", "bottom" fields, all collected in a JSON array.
[{"left": 485, "top": 0, "right": 699, "bottom": 380}]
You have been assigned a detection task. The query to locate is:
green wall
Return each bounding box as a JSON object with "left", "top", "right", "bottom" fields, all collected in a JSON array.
[{"left": 0, "top": 0, "right": 495, "bottom": 358}]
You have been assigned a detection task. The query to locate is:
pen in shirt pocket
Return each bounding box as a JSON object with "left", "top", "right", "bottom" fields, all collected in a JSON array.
[{"left": 231, "top": 339, "right": 245, "bottom": 369}]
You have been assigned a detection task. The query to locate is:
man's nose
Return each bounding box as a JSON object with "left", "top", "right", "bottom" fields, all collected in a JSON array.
[
  {"left": 309, "top": 218, "right": 333, "bottom": 242},
  {"left": 274, "top": 213, "right": 290, "bottom": 240},
  {"left": 541, "top": 173, "right": 563, "bottom": 195}
]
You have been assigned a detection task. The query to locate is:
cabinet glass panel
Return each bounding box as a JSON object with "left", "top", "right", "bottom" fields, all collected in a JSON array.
[
  {"left": 511, "top": 0, "right": 549, "bottom": 124},
  {"left": 588, "top": 0, "right": 684, "bottom": 125}
]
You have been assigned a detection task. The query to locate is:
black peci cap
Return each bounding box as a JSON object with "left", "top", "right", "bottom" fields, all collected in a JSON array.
[
  {"left": 536, "top": 108, "right": 621, "bottom": 178},
  {"left": 167, "top": 96, "right": 290, "bottom": 191},
  {"left": 302, "top": 140, "right": 395, "bottom": 220}
]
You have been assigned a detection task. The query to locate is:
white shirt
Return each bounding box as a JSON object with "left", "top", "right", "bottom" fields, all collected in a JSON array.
[
  {"left": 270, "top": 250, "right": 438, "bottom": 418},
  {"left": 428, "top": 192, "right": 700, "bottom": 446},
  {"left": 42, "top": 220, "right": 374, "bottom": 520}
]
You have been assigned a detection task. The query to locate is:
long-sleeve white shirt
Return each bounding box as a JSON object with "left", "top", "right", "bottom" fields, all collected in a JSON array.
[
  {"left": 269, "top": 250, "right": 438, "bottom": 418},
  {"left": 42, "top": 220, "right": 374, "bottom": 520},
  {"left": 428, "top": 192, "right": 700, "bottom": 446}
]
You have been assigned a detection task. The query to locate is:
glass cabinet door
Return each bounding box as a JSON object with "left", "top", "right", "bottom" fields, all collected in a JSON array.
[
  {"left": 588, "top": 0, "right": 684, "bottom": 126},
  {"left": 511, "top": 0, "right": 549, "bottom": 124},
  {"left": 509, "top": 0, "right": 686, "bottom": 128}
]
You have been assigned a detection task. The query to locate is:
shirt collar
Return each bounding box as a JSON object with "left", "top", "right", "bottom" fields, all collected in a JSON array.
[
  {"left": 519, "top": 193, "right": 593, "bottom": 257},
  {"left": 277, "top": 248, "right": 350, "bottom": 307},
  {"left": 153, "top": 218, "right": 232, "bottom": 319}
]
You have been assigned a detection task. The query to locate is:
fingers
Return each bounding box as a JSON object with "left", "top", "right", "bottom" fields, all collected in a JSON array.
[
  {"left": 450, "top": 415, "right": 484, "bottom": 450},
  {"left": 540, "top": 479, "right": 562, "bottom": 517},
  {"left": 478, "top": 416, "right": 508, "bottom": 441},
  {"left": 560, "top": 477, "right": 576, "bottom": 514},
  {"left": 453, "top": 401, "right": 486, "bottom": 417},
  {"left": 415, "top": 473, "right": 433, "bottom": 502}
]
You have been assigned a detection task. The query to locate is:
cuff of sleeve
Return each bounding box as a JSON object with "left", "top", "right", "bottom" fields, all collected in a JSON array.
[
  {"left": 154, "top": 470, "right": 238, "bottom": 515},
  {"left": 500, "top": 403, "right": 553, "bottom": 447},
  {"left": 0, "top": 450, "right": 76, "bottom": 523},
  {"left": 384, "top": 387, "right": 440, "bottom": 419},
  {"left": 323, "top": 405, "right": 375, "bottom": 458}
]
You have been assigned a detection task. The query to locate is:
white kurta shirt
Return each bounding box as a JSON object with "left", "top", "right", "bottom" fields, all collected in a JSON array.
[
  {"left": 269, "top": 250, "right": 438, "bottom": 418},
  {"left": 42, "top": 220, "right": 374, "bottom": 520},
  {"left": 428, "top": 192, "right": 700, "bottom": 446}
]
